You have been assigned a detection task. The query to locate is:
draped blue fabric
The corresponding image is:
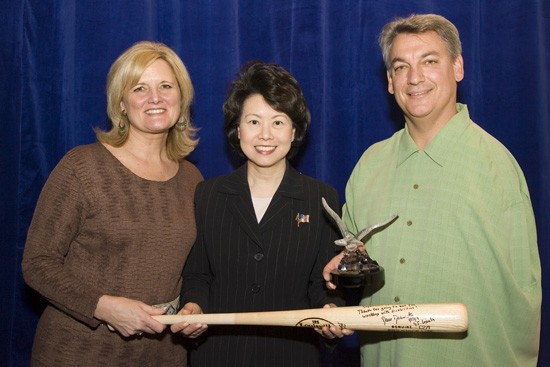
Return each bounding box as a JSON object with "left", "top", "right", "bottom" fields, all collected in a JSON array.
[{"left": 2, "top": 1, "right": 549, "bottom": 366}]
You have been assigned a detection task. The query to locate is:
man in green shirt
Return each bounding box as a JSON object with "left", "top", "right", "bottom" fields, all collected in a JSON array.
[{"left": 324, "top": 14, "right": 541, "bottom": 366}]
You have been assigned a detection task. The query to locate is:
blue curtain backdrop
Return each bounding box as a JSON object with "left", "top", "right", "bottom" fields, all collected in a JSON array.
[{"left": 1, "top": 1, "right": 549, "bottom": 366}]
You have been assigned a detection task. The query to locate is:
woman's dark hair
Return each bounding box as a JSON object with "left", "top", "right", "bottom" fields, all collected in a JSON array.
[{"left": 223, "top": 61, "right": 311, "bottom": 158}]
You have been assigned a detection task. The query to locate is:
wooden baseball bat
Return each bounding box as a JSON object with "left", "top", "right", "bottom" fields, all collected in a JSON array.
[{"left": 153, "top": 303, "right": 468, "bottom": 333}]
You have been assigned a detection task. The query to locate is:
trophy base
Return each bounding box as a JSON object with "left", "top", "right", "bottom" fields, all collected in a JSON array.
[{"left": 331, "top": 266, "right": 385, "bottom": 289}]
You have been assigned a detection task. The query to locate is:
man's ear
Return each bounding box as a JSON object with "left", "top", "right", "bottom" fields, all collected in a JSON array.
[
  {"left": 453, "top": 54, "right": 465, "bottom": 82},
  {"left": 387, "top": 70, "right": 395, "bottom": 94}
]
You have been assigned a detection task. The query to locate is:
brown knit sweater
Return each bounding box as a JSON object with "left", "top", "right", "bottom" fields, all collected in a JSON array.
[{"left": 22, "top": 143, "right": 203, "bottom": 366}]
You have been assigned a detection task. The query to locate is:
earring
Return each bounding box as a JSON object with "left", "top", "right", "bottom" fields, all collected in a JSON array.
[
  {"left": 118, "top": 120, "right": 126, "bottom": 136},
  {"left": 175, "top": 117, "right": 187, "bottom": 131}
]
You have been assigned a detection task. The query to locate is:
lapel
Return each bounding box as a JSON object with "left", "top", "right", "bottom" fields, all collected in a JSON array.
[
  {"left": 259, "top": 163, "right": 304, "bottom": 234},
  {"left": 217, "top": 162, "right": 305, "bottom": 249},
  {"left": 218, "top": 164, "right": 262, "bottom": 246}
]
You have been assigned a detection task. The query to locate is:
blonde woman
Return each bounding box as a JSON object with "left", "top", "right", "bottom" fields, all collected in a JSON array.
[{"left": 22, "top": 41, "right": 202, "bottom": 366}]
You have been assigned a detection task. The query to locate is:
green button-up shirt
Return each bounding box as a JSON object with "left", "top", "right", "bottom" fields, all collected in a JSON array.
[{"left": 342, "top": 104, "right": 541, "bottom": 366}]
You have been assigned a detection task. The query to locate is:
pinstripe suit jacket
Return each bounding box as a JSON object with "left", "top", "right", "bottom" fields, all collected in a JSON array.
[{"left": 181, "top": 162, "right": 344, "bottom": 367}]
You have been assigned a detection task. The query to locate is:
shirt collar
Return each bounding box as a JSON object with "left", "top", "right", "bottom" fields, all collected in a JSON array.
[{"left": 397, "top": 103, "right": 470, "bottom": 167}]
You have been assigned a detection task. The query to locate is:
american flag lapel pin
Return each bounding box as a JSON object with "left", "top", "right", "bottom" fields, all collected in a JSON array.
[{"left": 295, "top": 213, "right": 310, "bottom": 227}]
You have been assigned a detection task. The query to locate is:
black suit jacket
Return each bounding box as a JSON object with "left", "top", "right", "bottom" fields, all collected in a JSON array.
[{"left": 182, "top": 162, "right": 343, "bottom": 367}]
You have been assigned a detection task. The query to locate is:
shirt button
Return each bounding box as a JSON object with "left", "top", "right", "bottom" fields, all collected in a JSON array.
[
  {"left": 413, "top": 184, "right": 419, "bottom": 189},
  {"left": 394, "top": 296, "right": 400, "bottom": 302},
  {"left": 399, "top": 258, "right": 406, "bottom": 264},
  {"left": 251, "top": 284, "right": 261, "bottom": 293},
  {"left": 406, "top": 220, "right": 413, "bottom": 226},
  {"left": 254, "top": 253, "right": 264, "bottom": 261}
]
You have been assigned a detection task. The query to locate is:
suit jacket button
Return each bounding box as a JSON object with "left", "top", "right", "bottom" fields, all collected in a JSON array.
[
  {"left": 251, "top": 284, "right": 261, "bottom": 293},
  {"left": 254, "top": 253, "right": 264, "bottom": 261}
]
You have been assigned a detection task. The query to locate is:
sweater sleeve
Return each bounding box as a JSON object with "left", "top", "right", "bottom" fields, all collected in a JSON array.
[{"left": 22, "top": 152, "right": 103, "bottom": 328}]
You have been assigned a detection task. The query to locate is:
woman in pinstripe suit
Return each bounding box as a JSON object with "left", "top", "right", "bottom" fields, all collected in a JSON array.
[{"left": 171, "top": 61, "right": 352, "bottom": 366}]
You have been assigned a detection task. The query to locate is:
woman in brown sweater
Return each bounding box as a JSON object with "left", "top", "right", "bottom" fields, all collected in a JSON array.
[{"left": 22, "top": 41, "right": 203, "bottom": 366}]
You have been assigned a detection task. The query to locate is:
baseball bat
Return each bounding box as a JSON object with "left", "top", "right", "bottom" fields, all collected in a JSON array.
[{"left": 153, "top": 303, "right": 468, "bottom": 333}]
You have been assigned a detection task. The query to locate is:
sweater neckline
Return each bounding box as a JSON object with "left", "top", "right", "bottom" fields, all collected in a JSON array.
[{"left": 97, "top": 142, "right": 181, "bottom": 183}]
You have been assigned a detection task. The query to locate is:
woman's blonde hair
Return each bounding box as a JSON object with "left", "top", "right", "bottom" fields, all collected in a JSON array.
[{"left": 95, "top": 41, "right": 198, "bottom": 160}]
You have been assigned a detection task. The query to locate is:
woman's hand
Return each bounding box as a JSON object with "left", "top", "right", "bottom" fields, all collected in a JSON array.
[
  {"left": 170, "top": 302, "right": 208, "bottom": 338},
  {"left": 93, "top": 295, "right": 167, "bottom": 337},
  {"left": 314, "top": 303, "right": 354, "bottom": 339}
]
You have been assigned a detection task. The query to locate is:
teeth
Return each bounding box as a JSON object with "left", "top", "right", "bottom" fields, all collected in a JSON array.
[
  {"left": 146, "top": 109, "right": 165, "bottom": 114},
  {"left": 256, "top": 146, "right": 275, "bottom": 152}
]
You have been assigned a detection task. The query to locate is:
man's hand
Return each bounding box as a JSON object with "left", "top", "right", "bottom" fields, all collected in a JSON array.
[{"left": 323, "top": 252, "right": 345, "bottom": 290}]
